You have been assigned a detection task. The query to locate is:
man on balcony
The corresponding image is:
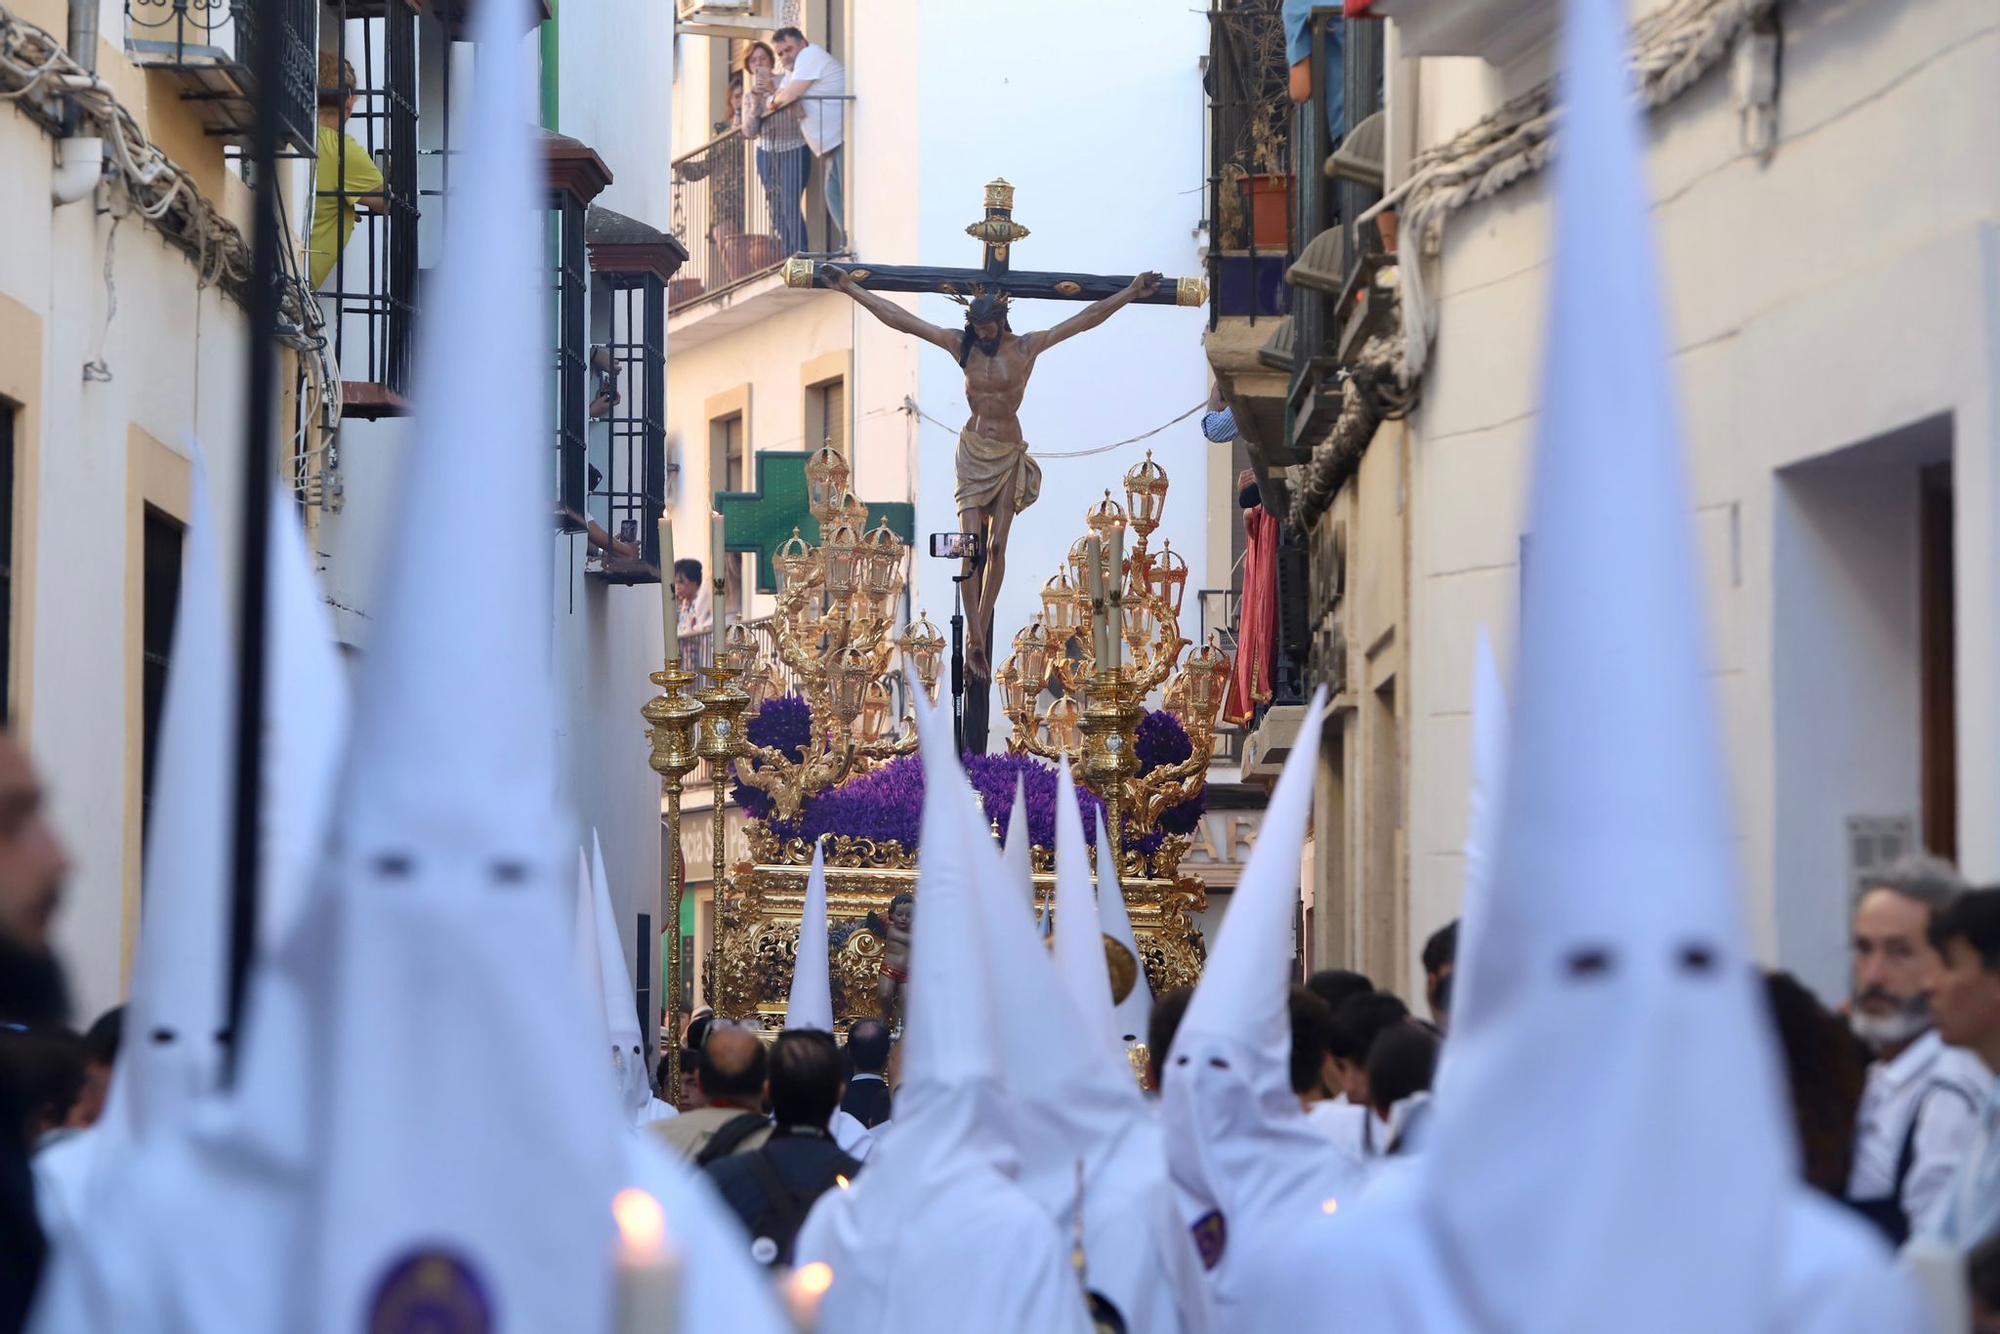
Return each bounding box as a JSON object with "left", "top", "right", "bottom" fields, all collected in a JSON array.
[
  {"left": 768, "top": 28, "right": 847, "bottom": 253},
  {"left": 308, "top": 54, "right": 386, "bottom": 291},
  {"left": 1283, "top": 0, "right": 1344, "bottom": 144}
]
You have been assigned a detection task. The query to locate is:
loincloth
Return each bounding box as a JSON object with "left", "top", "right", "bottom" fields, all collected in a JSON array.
[
  {"left": 955, "top": 427, "right": 1042, "bottom": 516},
  {"left": 879, "top": 960, "right": 909, "bottom": 984}
]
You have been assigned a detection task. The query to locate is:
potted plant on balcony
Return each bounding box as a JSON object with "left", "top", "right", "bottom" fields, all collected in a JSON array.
[{"left": 1243, "top": 113, "right": 1292, "bottom": 251}]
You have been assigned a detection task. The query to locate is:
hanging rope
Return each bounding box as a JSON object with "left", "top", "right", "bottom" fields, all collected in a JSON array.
[{"left": 900, "top": 396, "right": 1207, "bottom": 461}]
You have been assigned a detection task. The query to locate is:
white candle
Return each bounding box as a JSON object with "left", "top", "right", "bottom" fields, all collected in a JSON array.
[
  {"left": 1084, "top": 538, "right": 1108, "bottom": 664},
  {"left": 659, "top": 512, "right": 679, "bottom": 663},
  {"left": 783, "top": 1261, "right": 835, "bottom": 1332},
  {"left": 1105, "top": 528, "right": 1124, "bottom": 673},
  {"left": 711, "top": 511, "right": 727, "bottom": 602},
  {"left": 613, "top": 1188, "right": 679, "bottom": 1334}
]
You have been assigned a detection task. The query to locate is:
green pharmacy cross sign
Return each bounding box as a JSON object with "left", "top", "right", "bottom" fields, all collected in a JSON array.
[{"left": 716, "top": 451, "right": 916, "bottom": 595}]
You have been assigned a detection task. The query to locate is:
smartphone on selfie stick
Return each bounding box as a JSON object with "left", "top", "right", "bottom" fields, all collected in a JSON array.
[{"left": 929, "top": 532, "right": 984, "bottom": 755}]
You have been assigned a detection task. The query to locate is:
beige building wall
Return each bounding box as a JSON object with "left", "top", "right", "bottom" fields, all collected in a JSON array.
[
  {"left": 1310, "top": 421, "right": 1411, "bottom": 994},
  {"left": 0, "top": 3, "right": 267, "bottom": 1017},
  {"left": 1385, "top": 0, "right": 2000, "bottom": 999}
]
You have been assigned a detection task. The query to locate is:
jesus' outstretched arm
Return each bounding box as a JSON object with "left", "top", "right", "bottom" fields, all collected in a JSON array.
[
  {"left": 826, "top": 267, "right": 961, "bottom": 355},
  {"left": 1018, "top": 271, "right": 1163, "bottom": 355}
]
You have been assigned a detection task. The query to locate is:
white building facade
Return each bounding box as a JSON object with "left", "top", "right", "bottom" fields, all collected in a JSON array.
[
  {"left": 1294, "top": 0, "right": 2000, "bottom": 1001},
  {"left": 0, "top": 0, "right": 276, "bottom": 1017}
]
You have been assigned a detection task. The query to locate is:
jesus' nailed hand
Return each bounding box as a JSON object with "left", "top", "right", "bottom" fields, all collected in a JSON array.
[{"left": 825, "top": 267, "right": 1163, "bottom": 681}]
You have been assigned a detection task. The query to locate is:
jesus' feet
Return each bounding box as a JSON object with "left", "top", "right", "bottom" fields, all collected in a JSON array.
[{"left": 967, "top": 636, "right": 991, "bottom": 682}]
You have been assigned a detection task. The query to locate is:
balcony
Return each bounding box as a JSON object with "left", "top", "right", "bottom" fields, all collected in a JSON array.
[
  {"left": 1204, "top": 0, "right": 1300, "bottom": 514},
  {"left": 545, "top": 131, "right": 614, "bottom": 532},
  {"left": 125, "top": 0, "right": 318, "bottom": 153},
  {"left": 314, "top": 3, "right": 421, "bottom": 417},
  {"left": 583, "top": 205, "right": 689, "bottom": 583},
  {"left": 667, "top": 95, "right": 853, "bottom": 351}
]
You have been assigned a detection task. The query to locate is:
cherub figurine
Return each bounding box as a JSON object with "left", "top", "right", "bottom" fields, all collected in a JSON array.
[{"left": 865, "top": 893, "right": 915, "bottom": 1022}]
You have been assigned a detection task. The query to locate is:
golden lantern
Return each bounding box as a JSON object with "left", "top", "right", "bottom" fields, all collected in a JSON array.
[
  {"left": 1015, "top": 620, "right": 1052, "bottom": 694},
  {"left": 1041, "top": 569, "right": 1081, "bottom": 643},
  {"left": 795, "top": 579, "right": 825, "bottom": 630},
  {"left": 898, "top": 615, "right": 946, "bottom": 698},
  {"left": 806, "top": 446, "right": 849, "bottom": 523},
  {"left": 1181, "top": 641, "right": 1229, "bottom": 730},
  {"left": 1068, "top": 534, "right": 1096, "bottom": 584},
  {"left": 1085, "top": 490, "right": 1128, "bottom": 549},
  {"left": 831, "top": 645, "right": 870, "bottom": 720},
  {"left": 1043, "top": 693, "right": 1082, "bottom": 753},
  {"left": 1145, "top": 539, "right": 1190, "bottom": 618},
  {"left": 775, "top": 527, "right": 816, "bottom": 591},
  {"left": 719, "top": 621, "right": 759, "bottom": 673},
  {"left": 838, "top": 491, "right": 870, "bottom": 533},
  {"left": 996, "top": 659, "right": 1025, "bottom": 718},
  {"left": 860, "top": 522, "right": 904, "bottom": 600},
  {"left": 1123, "top": 450, "right": 1169, "bottom": 542},
  {"left": 858, "top": 678, "right": 892, "bottom": 741},
  {"left": 745, "top": 662, "right": 785, "bottom": 711},
  {"left": 822, "top": 522, "right": 862, "bottom": 599}
]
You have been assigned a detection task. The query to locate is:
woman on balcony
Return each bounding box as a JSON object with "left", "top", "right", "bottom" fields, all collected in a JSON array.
[
  {"left": 740, "top": 40, "right": 809, "bottom": 259},
  {"left": 676, "top": 73, "right": 749, "bottom": 272}
]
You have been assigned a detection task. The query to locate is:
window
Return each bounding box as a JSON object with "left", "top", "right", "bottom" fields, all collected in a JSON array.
[
  {"left": 712, "top": 410, "right": 745, "bottom": 491},
  {"left": 316, "top": 4, "right": 420, "bottom": 400},
  {"left": 141, "top": 506, "right": 185, "bottom": 843},
  {"left": 0, "top": 402, "right": 13, "bottom": 724},
  {"left": 550, "top": 189, "right": 590, "bottom": 524},
  {"left": 805, "top": 376, "right": 845, "bottom": 455},
  {"left": 710, "top": 410, "right": 746, "bottom": 617}
]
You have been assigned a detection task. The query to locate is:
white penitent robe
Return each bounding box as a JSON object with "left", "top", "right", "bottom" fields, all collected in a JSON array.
[
  {"left": 797, "top": 1133, "right": 1096, "bottom": 1334},
  {"left": 1319, "top": 1167, "right": 1929, "bottom": 1332},
  {"left": 830, "top": 1108, "right": 874, "bottom": 1162}
]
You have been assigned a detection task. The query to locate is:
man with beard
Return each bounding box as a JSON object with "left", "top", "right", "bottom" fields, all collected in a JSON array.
[
  {"left": 825, "top": 267, "right": 1160, "bottom": 682},
  {"left": 0, "top": 733, "right": 73, "bottom": 1332},
  {"left": 1844, "top": 855, "right": 1988, "bottom": 1242}
]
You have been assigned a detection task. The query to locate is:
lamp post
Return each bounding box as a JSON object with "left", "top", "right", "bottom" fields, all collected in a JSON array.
[{"left": 642, "top": 660, "right": 703, "bottom": 1103}]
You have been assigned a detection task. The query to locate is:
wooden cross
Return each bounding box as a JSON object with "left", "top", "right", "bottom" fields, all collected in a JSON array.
[{"left": 781, "top": 178, "right": 1209, "bottom": 308}]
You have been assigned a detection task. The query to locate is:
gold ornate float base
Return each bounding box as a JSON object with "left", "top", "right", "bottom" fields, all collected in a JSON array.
[{"left": 712, "top": 834, "right": 1209, "bottom": 1030}]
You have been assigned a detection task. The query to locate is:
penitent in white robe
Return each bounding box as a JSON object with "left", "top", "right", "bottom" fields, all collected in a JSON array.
[{"left": 1316, "top": 1166, "right": 1928, "bottom": 1332}]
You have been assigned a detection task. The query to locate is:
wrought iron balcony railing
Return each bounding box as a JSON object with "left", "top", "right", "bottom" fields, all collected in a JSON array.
[
  {"left": 668, "top": 95, "right": 854, "bottom": 314},
  {"left": 125, "top": 0, "right": 317, "bottom": 153},
  {"left": 314, "top": 3, "right": 420, "bottom": 406}
]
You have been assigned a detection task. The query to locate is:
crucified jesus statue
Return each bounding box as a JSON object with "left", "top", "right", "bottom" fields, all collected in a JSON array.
[{"left": 825, "top": 267, "right": 1162, "bottom": 679}]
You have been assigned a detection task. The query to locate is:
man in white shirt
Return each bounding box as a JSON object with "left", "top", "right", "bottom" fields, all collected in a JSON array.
[
  {"left": 1917, "top": 887, "right": 2000, "bottom": 1248},
  {"left": 769, "top": 27, "right": 847, "bottom": 250},
  {"left": 1845, "top": 855, "right": 1987, "bottom": 1242}
]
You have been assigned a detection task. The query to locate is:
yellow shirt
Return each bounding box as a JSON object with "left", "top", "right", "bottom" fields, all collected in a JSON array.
[{"left": 308, "top": 124, "right": 384, "bottom": 289}]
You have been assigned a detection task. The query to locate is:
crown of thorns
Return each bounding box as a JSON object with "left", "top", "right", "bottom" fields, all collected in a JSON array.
[{"left": 943, "top": 285, "right": 1011, "bottom": 318}]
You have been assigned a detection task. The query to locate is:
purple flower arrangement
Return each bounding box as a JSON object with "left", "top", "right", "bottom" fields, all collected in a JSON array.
[{"left": 743, "top": 694, "right": 1206, "bottom": 861}]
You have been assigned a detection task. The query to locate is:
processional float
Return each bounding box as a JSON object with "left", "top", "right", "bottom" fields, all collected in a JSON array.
[{"left": 646, "top": 431, "right": 1226, "bottom": 1101}]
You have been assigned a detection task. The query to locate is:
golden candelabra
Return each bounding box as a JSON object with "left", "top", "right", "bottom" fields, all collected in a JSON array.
[
  {"left": 1001, "top": 451, "right": 1229, "bottom": 880},
  {"left": 696, "top": 613, "right": 753, "bottom": 1022},
  {"left": 641, "top": 658, "right": 703, "bottom": 1104},
  {"left": 729, "top": 446, "right": 943, "bottom": 825}
]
